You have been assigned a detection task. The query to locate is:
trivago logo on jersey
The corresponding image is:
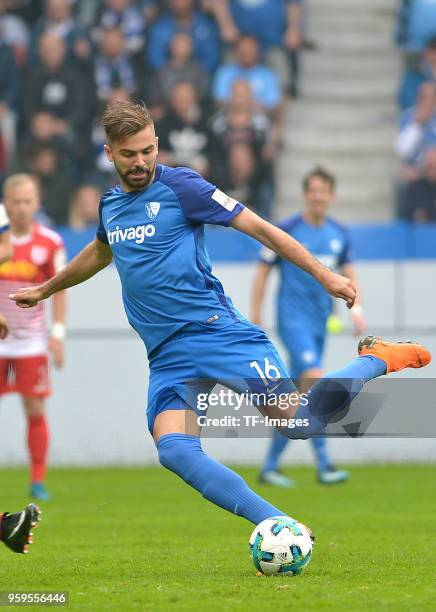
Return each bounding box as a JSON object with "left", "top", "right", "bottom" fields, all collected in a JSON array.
[
  {"left": 107, "top": 224, "right": 156, "bottom": 245},
  {"left": 107, "top": 202, "right": 160, "bottom": 245}
]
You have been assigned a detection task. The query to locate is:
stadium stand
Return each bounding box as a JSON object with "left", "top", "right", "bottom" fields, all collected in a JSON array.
[
  {"left": 396, "top": 1, "right": 436, "bottom": 220},
  {"left": 4, "top": 0, "right": 436, "bottom": 226},
  {"left": 276, "top": 0, "right": 399, "bottom": 223},
  {"left": 0, "top": 0, "right": 291, "bottom": 224}
]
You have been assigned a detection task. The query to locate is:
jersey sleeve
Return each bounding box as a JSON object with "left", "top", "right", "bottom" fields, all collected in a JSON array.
[
  {"left": 47, "top": 234, "right": 67, "bottom": 277},
  {"left": 169, "top": 168, "right": 245, "bottom": 226},
  {"left": 338, "top": 229, "right": 354, "bottom": 266},
  {"left": 0, "top": 204, "right": 10, "bottom": 233},
  {"left": 96, "top": 198, "right": 109, "bottom": 244}
]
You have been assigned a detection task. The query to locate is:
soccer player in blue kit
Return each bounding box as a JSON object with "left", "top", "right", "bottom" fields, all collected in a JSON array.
[
  {"left": 10, "top": 102, "right": 431, "bottom": 529},
  {"left": 252, "top": 167, "right": 366, "bottom": 487}
]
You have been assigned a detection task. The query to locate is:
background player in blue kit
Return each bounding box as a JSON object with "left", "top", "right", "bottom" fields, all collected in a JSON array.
[
  {"left": 252, "top": 167, "right": 366, "bottom": 487},
  {"left": 10, "top": 101, "right": 431, "bottom": 529}
]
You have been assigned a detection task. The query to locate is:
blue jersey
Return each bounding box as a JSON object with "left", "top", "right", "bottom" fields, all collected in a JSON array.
[
  {"left": 230, "top": 0, "right": 301, "bottom": 51},
  {"left": 403, "top": 0, "right": 436, "bottom": 51},
  {"left": 260, "top": 213, "right": 353, "bottom": 334},
  {"left": 97, "top": 164, "right": 245, "bottom": 355}
]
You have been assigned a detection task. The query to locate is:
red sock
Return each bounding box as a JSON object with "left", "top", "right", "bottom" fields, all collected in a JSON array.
[{"left": 27, "top": 414, "right": 49, "bottom": 483}]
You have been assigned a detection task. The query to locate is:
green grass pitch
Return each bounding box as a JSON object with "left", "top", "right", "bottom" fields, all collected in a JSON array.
[{"left": 1, "top": 465, "right": 436, "bottom": 611}]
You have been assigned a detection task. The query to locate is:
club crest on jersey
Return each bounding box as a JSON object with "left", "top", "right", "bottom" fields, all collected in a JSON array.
[{"left": 145, "top": 201, "right": 160, "bottom": 220}]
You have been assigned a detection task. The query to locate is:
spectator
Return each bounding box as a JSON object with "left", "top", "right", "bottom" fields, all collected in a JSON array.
[
  {"left": 0, "top": 6, "right": 29, "bottom": 66},
  {"left": 13, "top": 112, "right": 65, "bottom": 158},
  {"left": 397, "top": 82, "right": 436, "bottom": 173},
  {"left": 0, "top": 38, "right": 18, "bottom": 110},
  {"left": 30, "top": 0, "right": 92, "bottom": 67},
  {"left": 156, "top": 81, "right": 210, "bottom": 176},
  {"left": 0, "top": 41, "right": 19, "bottom": 177},
  {"left": 28, "top": 111, "right": 69, "bottom": 149},
  {"left": 208, "top": 80, "right": 271, "bottom": 183},
  {"left": 21, "top": 33, "right": 93, "bottom": 149},
  {"left": 399, "top": 35, "right": 436, "bottom": 109},
  {"left": 94, "top": 27, "right": 137, "bottom": 102},
  {"left": 90, "top": 87, "right": 131, "bottom": 189},
  {"left": 206, "top": 0, "right": 303, "bottom": 95},
  {"left": 220, "top": 142, "right": 263, "bottom": 212},
  {"left": 212, "top": 35, "right": 283, "bottom": 116},
  {"left": 147, "top": 0, "right": 221, "bottom": 74},
  {"left": 396, "top": 82, "right": 436, "bottom": 216},
  {"left": 28, "top": 143, "right": 72, "bottom": 224},
  {"left": 99, "top": 0, "right": 147, "bottom": 56},
  {"left": 397, "top": 0, "right": 436, "bottom": 53},
  {"left": 69, "top": 184, "right": 101, "bottom": 229},
  {"left": 401, "top": 148, "right": 436, "bottom": 221},
  {"left": 148, "top": 31, "right": 209, "bottom": 114}
]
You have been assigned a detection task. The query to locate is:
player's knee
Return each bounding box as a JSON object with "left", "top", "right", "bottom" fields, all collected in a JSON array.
[
  {"left": 23, "top": 398, "right": 45, "bottom": 417},
  {"left": 157, "top": 440, "right": 180, "bottom": 471},
  {"left": 157, "top": 433, "right": 199, "bottom": 474}
]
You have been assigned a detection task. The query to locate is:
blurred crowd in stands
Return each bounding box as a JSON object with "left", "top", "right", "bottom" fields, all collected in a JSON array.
[
  {"left": 6, "top": 0, "right": 436, "bottom": 229},
  {"left": 0, "top": 0, "right": 304, "bottom": 228},
  {"left": 396, "top": 0, "right": 436, "bottom": 222}
]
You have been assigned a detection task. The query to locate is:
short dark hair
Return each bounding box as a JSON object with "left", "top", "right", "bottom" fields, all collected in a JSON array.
[
  {"left": 303, "top": 166, "right": 336, "bottom": 192},
  {"left": 101, "top": 100, "right": 154, "bottom": 144}
]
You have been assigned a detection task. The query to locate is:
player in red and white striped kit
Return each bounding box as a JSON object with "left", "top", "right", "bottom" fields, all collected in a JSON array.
[{"left": 0, "top": 174, "right": 67, "bottom": 500}]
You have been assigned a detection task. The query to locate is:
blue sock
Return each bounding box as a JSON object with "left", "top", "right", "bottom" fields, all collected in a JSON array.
[
  {"left": 262, "top": 429, "right": 290, "bottom": 473},
  {"left": 311, "top": 437, "right": 330, "bottom": 472},
  {"left": 157, "top": 433, "right": 285, "bottom": 524},
  {"left": 281, "top": 355, "right": 387, "bottom": 439}
]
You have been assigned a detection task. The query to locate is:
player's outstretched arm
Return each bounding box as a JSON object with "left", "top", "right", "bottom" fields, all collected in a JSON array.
[
  {"left": 231, "top": 208, "right": 356, "bottom": 308},
  {"left": 9, "top": 238, "right": 113, "bottom": 309}
]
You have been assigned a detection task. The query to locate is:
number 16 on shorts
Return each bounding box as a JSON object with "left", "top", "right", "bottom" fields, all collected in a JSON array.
[{"left": 249, "top": 358, "right": 281, "bottom": 387}]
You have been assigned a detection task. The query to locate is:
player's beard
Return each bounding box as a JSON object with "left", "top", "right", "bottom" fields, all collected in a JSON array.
[{"left": 115, "top": 159, "right": 156, "bottom": 190}]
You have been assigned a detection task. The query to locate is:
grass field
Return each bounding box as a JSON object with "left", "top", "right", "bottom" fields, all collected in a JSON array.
[{"left": 1, "top": 465, "right": 436, "bottom": 611}]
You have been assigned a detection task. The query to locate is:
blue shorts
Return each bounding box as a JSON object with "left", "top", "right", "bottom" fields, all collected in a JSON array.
[
  {"left": 147, "top": 320, "right": 295, "bottom": 433},
  {"left": 278, "top": 318, "right": 327, "bottom": 379}
]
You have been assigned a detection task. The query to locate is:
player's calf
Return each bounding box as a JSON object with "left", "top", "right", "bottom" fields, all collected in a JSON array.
[{"left": 156, "top": 431, "right": 285, "bottom": 524}]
